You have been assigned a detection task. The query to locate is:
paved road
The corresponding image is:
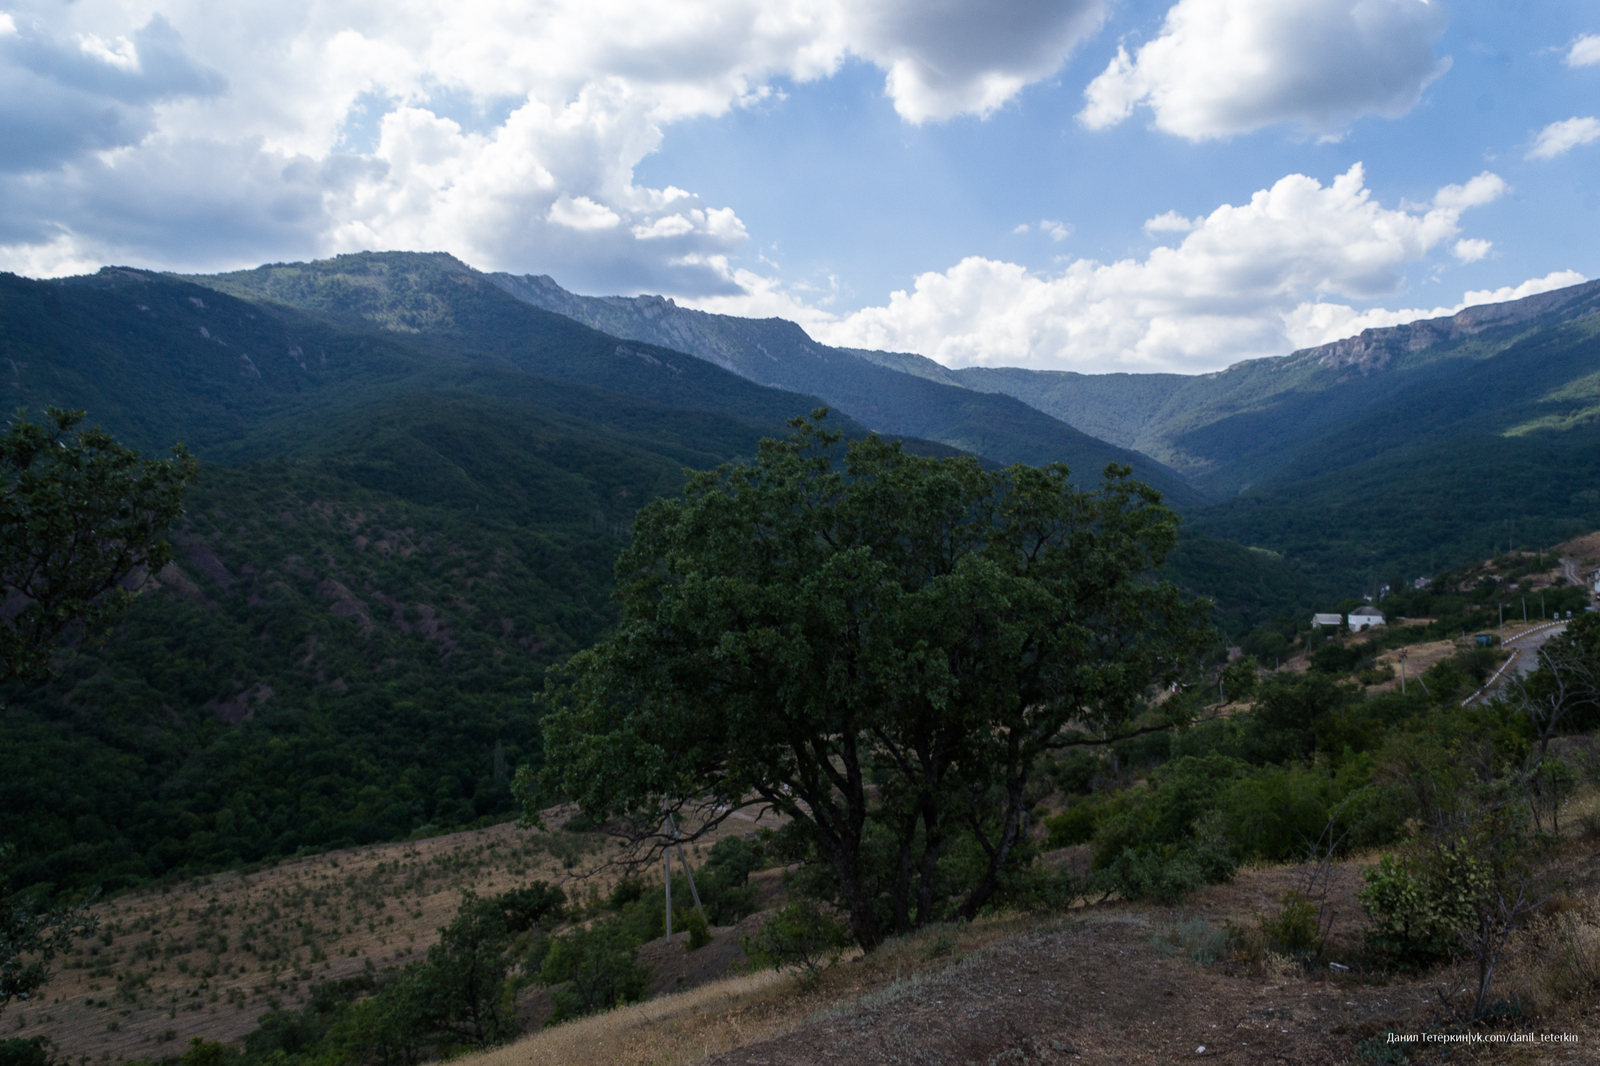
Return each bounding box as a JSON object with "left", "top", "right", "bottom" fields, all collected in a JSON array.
[{"left": 1505, "top": 621, "right": 1568, "bottom": 681}]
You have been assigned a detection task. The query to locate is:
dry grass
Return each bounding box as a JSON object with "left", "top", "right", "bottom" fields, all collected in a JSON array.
[
  {"left": 9, "top": 806, "right": 759, "bottom": 1064},
  {"left": 457, "top": 915, "right": 1048, "bottom": 1066}
]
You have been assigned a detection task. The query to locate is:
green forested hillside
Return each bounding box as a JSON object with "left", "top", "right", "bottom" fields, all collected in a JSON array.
[
  {"left": 956, "top": 279, "right": 1600, "bottom": 497},
  {"left": 0, "top": 264, "right": 840, "bottom": 901},
  {"left": 0, "top": 385, "right": 792, "bottom": 900},
  {"left": 487, "top": 270, "right": 1208, "bottom": 507},
  {"left": 19, "top": 249, "right": 1562, "bottom": 909}
]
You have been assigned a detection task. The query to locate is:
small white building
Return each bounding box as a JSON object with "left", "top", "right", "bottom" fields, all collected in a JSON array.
[
  {"left": 1349, "top": 606, "right": 1386, "bottom": 631},
  {"left": 1312, "top": 613, "right": 1343, "bottom": 628}
]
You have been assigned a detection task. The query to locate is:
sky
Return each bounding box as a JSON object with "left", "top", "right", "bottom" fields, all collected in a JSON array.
[{"left": 1, "top": 0, "right": 1596, "bottom": 374}]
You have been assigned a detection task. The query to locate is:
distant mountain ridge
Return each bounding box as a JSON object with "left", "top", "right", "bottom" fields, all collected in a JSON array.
[
  {"left": 489, "top": 270, "right": 1207, "bottom": 506},
  {"left": 496, "top": 270, "right": 1599, "bottom": 498},
  {"left": 1282, "top": 279, "right": 1600, "bottom": 375}
]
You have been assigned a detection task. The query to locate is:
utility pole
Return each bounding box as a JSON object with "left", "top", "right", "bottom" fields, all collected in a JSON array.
[
  {"left": 1398, "top": 647, "right": 1407, "bottom": 694},
  {"left": 1499, "top": 602, "right": 1504, "bottom": 643}
]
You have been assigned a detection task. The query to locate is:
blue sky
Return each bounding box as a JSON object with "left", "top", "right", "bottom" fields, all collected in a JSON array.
[{"left": 1, "top": 0, "right": 1596, "bottom": 373}]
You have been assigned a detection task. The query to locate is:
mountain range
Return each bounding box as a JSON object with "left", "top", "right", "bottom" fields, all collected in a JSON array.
[
  {"left": 2, "top": 248, "right": 1597, "bottom": 900},
  {"left": 493, "top": 266, "right": 1600, "bottom": 585}
]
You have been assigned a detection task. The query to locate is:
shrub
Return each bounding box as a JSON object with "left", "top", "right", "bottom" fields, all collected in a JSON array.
[
  {"left": 538, "top": 920, "right": 652, "bottom": 1023},
  {"left": 1043, "top": 800, "right": 1103, "bottom": 849},
  {"left": 1359, "top": 851, "right": 1481, "bottom": 971},
  {"left": 1093, "top": 814, "right": 1237, "bottom": 904},
  {"left": 682, "top": 908, "right": 712, "bottom": 950},
  {"left": 1259, "top": 889, "right": 1321, "bottom": 956},
  {"left": 740, "top": 901, "right": 853, "bottom": 990},
  {"left": 1217, "top": 766, "right": 1334, "bottom": 863},
  {"left": 0, "top": 1039, "right": 55, "bottom": 1066},
  {"left": 1152, "top": 918, "right": 1233, "bottom": 965}
]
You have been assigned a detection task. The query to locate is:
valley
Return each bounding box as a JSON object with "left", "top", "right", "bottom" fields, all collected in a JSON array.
[{"left": 5, "top": 253, "right": 1600, "bottom": 1066}]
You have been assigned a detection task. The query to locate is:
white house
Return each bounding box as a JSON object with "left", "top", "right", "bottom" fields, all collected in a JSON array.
[
  {"left": 1312, "top": 613, "right": 1343, "bottom": 628},
  {"left": 1349, "top": 606, "right": 1385, "bottom": 631}
]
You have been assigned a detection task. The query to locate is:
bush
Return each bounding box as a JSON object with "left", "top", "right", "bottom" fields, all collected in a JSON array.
[
  {"left": 682, "top": 907, "right": 712, "bottom": 950},
  {"left": 0, "top": 1039, "right": 56, "bottom": 1066},
  {"left": 1093, "top": 814, "right": 1237, "bottom": 904},
  {"left": 1259, "top": 889, "right": 1322, "bottom": 956},
  {"left": 1216, "top": 765, "right": 1335, "bottom": 863},
  {"left": 1043, "top": 800, "right": 1104, "bottom": 849},
  {"left": 538, "top": 920, "right": 652, "bottom": 1023},
  {"left": 1359, "top": 852, "right": 1480, "bottom": 970},
  {"left": 1152, "top": 918, "right": 1233, "bottom": 965},
  {"left": 1046, "top": 749, "right": 1103, "bottom": 795},
  {"left": 739, "top": 901, "right": 853, "bottom": 989}
]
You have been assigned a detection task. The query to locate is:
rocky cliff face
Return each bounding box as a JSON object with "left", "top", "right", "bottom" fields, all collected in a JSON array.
[{"left": 1283, "top": 278, "right": 1600, "bottom": 376}]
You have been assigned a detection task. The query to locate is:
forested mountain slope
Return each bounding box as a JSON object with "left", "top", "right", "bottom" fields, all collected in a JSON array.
[
  {"left": 487, "top": 270, "right": 1207, "bottom": 507},
  {"left": 954, "top": 278, "right": 1600, "bottom": 496},
  {"left": 0, "top": 262, "right": 848, "bottom": 900}
]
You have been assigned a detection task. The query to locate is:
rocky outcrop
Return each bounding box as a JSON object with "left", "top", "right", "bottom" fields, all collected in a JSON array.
[{"left": 1284, "top": 278, "right": 1600, "bottom": 376}]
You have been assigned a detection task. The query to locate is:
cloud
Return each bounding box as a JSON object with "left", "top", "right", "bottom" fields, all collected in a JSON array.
[
  {"left": 1568, "top": 34, "right": 1600, "bottom": 67},
  {"left": 783, "top": 164, "right": 1508, "bottom": 373},
  {"left": 1144, "top": 210, "right": 1196, "bottom": 233},
  {"left": 0, "top": 13, "right": 224, "bottom": 175},
  {"left": 1079, "top": 0, "right": 1449, "bottom": 140},
  {"left": 1527, "top": 116, "right": 1600, "bottom": 161},
  {"left": 1452, "top": 238, "right": 1491, "bottom": 264},
  {"left": 1041, "top": 219, "right": 1071, "bottom": 241},
  {"left": 0, "top": 0, "right": 1108, "bottom": 282},
  {"left": 550, "top": 195, "right": 623, "bottom": 232},
  {"left": 842, "top": 0, "right": 1108, "bottom": 123}
]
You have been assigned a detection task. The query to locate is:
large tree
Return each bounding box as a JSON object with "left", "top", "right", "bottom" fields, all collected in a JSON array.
[{"left": 527, "top": 414, "right": 1212, "bottom": 948}]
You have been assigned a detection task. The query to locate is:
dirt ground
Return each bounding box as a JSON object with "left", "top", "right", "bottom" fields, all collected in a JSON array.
[{"left": 693, "top": 860, "right": 1600, "bottom": 1066}]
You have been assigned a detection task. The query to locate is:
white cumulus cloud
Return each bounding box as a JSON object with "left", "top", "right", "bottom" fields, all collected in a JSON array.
[
  {"left": 0, "top": 0, "right": 1109, "bottom": 282},
  {"left": 782, "top": 164, "right": 1509, "bottom": 373},
  {"left": 1527, "top": 116, "right": 1600, "bottom": 161},
  {"left": 1079, "top": 0, "right": 1450, "bottom": 141},
  {"left": 1451, "top": 238, "right": 1491, "bottom": 264},
  {"left": 1568, "top": 34, "right": 1600, "bottom": 67}
]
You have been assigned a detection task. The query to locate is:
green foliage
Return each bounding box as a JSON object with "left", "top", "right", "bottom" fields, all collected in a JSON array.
[
  {"left": 179, "top": 1039, "right": 239, "bottom": 1066},
  {"left": 494, "top": 882, "right": 567, "bottom": 933},
  {"left": 0, "top": 846, "right": 97, "bottom": 1015},
  {"left": 537, "top": 919, "right": 652, "bottom": 1024},
  {"left": 1259, "top": 889, "right": 1322, "bottom": 956},
  {"left": 227, "top": 888, "right": 538, "bottom": 1066},
  {"left": 739, "top": 902, "right": 853, "bottom": 990},
  {"left": 1092, "top": 833, "right": 1237, "bottom": 905},
  {"left": 1043, "top": 800, "right": 1104, "bottom": 849},
  {"left": 1359, "top": 851, "right": 1484, "bottom": 971},
  {"left": 533, "top": 414, "right": 1213, "bottom": 947},
  {"left": 0, "top": 1039, "right": 56, "bottom": 1066},
  {"left": 0, "top": 407, "right": 194, "bottom": 682},
  {"left": 683, "top": 908, "right": 713, "bottom": 951},
  {"left": 412, "top": 893, "right": 521, "bottom": 1049}
]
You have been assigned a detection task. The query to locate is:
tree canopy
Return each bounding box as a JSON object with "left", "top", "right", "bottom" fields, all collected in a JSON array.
[
  {"left": 527, "top": 414, "right": 1213, "bottom": 947},
  {"left": 0, "top": 407, "right": 195, "bottom": 681}
]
